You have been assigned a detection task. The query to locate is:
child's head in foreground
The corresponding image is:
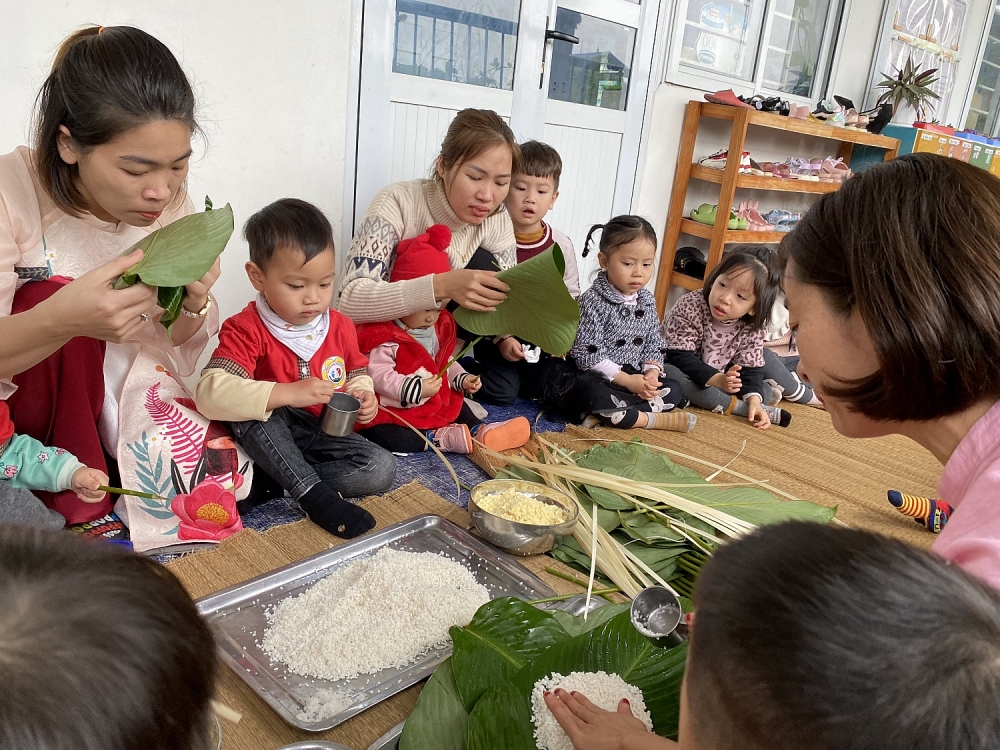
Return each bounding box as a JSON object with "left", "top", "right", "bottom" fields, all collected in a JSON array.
[
  {"left": 701, "top": 245, "right": 778, "bottom": 330},
  {"left": 683, "top": 521, "right": 1000, "bottom": 750},
  {"left": 583, "top": 215, "right": 657, "bottom": 294},
  {"left": 506, "top": 140, "right": 563, "bottom": 234},
  {"left": 0, "top": 524, "right": 217, "bottom": 750},
  {"left": 244, "top": 198, "right": 336, "bottom": 325}
]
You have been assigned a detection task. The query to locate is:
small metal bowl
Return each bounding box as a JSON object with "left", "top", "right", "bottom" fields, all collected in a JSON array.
[{"left": 468, "top": 479, "right": 578, "bottom": 556}]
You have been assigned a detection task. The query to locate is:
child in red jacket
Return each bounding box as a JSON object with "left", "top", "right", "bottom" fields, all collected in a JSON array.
[{"left": 356, "top": 225, "right": 530, "bottom": 454}]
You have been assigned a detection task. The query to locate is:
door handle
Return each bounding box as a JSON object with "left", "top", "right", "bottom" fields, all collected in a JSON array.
[{"left": 545, "top": 29, "right": 579, "bottom": 44}]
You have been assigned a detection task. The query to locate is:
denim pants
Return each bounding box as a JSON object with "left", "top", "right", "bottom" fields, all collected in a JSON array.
[{"left": 227, "top": 407, "right": 396, "bottom": 501}]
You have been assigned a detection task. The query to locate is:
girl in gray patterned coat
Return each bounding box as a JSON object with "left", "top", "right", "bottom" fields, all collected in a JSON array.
[
  {"left": 662, "top": 246, "right": 791, "bottom": 429},
  {"left": 556, "top": 217, "right": 696, "bottom": 432}
]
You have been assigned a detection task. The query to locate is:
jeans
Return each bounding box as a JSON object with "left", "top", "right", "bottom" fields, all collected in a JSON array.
[
  {"left": 663, "top": 364, "right": 774, "bottom": 413},
  {"left": 227, "top": 407, "right": 396, "bottom": 500}
]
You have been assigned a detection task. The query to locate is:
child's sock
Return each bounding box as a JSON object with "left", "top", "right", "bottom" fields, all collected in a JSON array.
[
  {"left": 763, "top": 379, "right": 784, "bottom": 407},
  {"left": 429, "top": 424, "right": 473, "bottom": 454},
  {"left": 298, "top": 483, "right": 376, "bottom": 539},
  {"left": 762, "top": 404, "right": 792, "bottom": 427},
  {"left": 887, "top": 490, "right": 952, "bottom": 533},
  {"left": 472, "top": 417, "right": 531, "bottom": 451},
  {"left": 641, "top": 411, "right": 697, "bottom": 432}
]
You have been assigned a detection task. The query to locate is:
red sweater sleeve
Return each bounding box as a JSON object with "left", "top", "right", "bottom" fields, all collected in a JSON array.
[{"left": 209, "top": 309, "right": 264, "bottom": 377}]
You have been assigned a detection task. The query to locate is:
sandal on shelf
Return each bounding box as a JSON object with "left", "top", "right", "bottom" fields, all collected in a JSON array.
[
  {"left": 742, "top": 200, "right": 770, "bottom": 231},
  {"left": 789, "top": 103, "right": 809, "bottom": 120},
  {"left": 786, "top": 157, "right": 820, "bottom": 181},
  {"left": 821, "top": 157, "right": 852, "bottom": 182},
  {"left": 865, "top": 103, "right": 893, "bottom": 134},
  {"left": 704, "top": 89, "right": 755, "bottom": 109},
  {"left": 690, "top": 203, "right": 719, "bottom": 225}
]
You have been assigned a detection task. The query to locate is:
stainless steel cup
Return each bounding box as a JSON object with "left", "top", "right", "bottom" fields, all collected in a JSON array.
[
  {"left": 319, "top": 392, "right": 361, "bottom": 437},
  {"left": 630, "top": 586, "right": 687, "bottom": 647}
]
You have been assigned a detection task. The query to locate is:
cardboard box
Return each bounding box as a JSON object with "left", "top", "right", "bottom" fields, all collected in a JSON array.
[{"left": 990, "top": 151, "right": 1000, "bottom": 178}]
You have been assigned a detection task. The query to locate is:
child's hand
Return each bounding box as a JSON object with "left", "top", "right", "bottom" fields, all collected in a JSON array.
[
  {"left": 747, "top": 397, "right": 772, "bottom": 430},
  {"left": 643, "top": 368, "right": 661, "bottom": 389},
  {"left": 543, "top": 689, "right": 662, "bottom": 750},
  {"left": 498, "top": 336, "right": 526, "bottom": 362},
  {"left": 463, "top": 375, "right": 482, "bottom": 394},
  {"left": 618, "top": 373, "right": 658, "bottom": 400},
  {"left": 422, "top": 375, "right": 443, "bottom": 399},
  {"left": 281, "top": 377, "right": 338, "bottom": 408},
  {"left": 351, "top": 389, "right": 379, "bottom": 424},
  {"left": 71, "top": 467, "right": 109, "bottom": 503}
]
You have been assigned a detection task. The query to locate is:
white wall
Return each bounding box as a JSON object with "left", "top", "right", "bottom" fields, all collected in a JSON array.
[{"left": 1, "top": 0, "right": 355, "bottom": 339}]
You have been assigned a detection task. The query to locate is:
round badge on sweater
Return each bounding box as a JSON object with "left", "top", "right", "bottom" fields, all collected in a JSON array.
[{"left": 322, "top": 357, "right": 347, "bottom": 388}]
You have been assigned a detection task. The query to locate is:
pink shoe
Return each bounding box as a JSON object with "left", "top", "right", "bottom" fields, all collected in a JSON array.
[{"left": 433, "top": 424, "right": 473, "bottom": 454}]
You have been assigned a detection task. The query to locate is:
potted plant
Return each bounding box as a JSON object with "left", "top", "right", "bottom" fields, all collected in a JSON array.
[{"left": 876, "top": 54, "right": 940, "bottom": 125}]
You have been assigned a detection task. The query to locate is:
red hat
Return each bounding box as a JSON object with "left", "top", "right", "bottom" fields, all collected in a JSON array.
[{"left": 389, "top": 224, "right": 452, "bottom": 282}]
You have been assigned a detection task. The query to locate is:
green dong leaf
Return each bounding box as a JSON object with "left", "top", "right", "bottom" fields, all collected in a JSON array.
[
  {"left": 453, "top": 245, "right": 580, "bottom": 356},
  {"left": 399, "top": 659, "right": 468, "bottom": 750},
  {"left": 449, "top": 597, "right": 570, "bottom": 711}
]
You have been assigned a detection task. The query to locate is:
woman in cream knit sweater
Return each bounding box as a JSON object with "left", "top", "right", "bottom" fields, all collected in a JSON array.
[{"left": 337, "top": 109, "right": 520, "bottom": 322}]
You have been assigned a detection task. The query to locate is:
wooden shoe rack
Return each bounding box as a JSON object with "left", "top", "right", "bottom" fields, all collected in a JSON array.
[{"left": 653, "top": 100, "right": 900, "bottom": 317}]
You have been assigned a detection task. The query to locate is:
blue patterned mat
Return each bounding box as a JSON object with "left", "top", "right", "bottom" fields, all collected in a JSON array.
[{"left": 239, "top": 399, "right": 566, "bottom": 530}]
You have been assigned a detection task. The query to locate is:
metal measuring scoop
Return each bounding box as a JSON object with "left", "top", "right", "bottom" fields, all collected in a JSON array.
[{"left": 630, "top": 586, "right": 688, "bottom": 647}]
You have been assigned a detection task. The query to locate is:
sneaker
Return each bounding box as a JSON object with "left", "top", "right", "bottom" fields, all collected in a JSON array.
[
  {"left": 698, "top": 149, "right": 752, "bottom": 173},
  {"left": 433, "top": 424, "right": 473, "bottom": 454},
  {"left": 474, "top": 417, "right": 531, "bottom": 451},
  {"left": 762, "top": 405, "right": 792, "bottom": 427}
]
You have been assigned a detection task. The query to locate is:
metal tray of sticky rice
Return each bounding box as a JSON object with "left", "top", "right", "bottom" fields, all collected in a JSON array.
[{"left": 196, "top": 514, "right": 554, "bottom": 732}]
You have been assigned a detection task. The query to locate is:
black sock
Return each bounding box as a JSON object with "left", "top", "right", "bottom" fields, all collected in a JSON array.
[{"left": 298, "top": 484, "right": 376, "bottom": 539}]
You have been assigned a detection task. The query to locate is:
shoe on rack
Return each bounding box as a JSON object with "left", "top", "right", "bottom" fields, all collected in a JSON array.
[
  {"left": 865, "top": 103, "right": 893, "bottom": 134},
  {"left": 690, "top": 203, "right": 720, "bottom": 225},
  {"left": 704, "top": 89, "right": 755, "bottom": 109},
  {"left": 698, "top": 148, "right": 752, "bottom": 172}
]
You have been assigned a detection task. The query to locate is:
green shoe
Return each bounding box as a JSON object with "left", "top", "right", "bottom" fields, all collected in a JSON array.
[
  {"left": 731, "top": 211, "right": 749, "bottom": 230},
  {"left": 690, "top": 203, "right": 718, "bottom": 226}
]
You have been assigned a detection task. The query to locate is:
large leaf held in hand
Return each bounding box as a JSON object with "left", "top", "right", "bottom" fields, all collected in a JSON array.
[
  {"left": 114, "top": 201, "right": 234, "bottom": 288},
  {"left": 450, "top": 597, "right": 569, "bottom": 711},
  {"left": 453, "top": 244, "right": 579, "bottom": 356}
]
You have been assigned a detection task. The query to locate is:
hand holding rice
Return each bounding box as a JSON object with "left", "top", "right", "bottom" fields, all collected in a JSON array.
[{"left": 532, "top": 671, "right": 653, "bottom": 750}]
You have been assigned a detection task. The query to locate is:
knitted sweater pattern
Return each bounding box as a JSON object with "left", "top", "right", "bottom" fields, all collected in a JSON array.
[
  {"left": 570, "top": 273, "right": 667, "bottom": 371},
  {"left": 336, "top": 178, "right": 516, "bottom": 323}
]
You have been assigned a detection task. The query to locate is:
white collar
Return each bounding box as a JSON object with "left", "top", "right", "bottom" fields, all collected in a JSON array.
[{"left": 255, "top": 293, "right": 330, "bottom": 362}]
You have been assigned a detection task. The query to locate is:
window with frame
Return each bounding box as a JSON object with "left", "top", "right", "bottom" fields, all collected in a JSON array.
[
  {"left": 965, "top": 4, "right": 1000, "bottom": 134},
  {"left": 665, "top": 0, "right": 844, "bottom": 101}
]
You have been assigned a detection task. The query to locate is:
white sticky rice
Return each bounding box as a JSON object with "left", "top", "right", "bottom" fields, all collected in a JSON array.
[
  {"left": 531, "top": 671, "right": 653, "bottom": 750},
  {"left": 261, "top": 547, "right": 489, "bottom": 680}
]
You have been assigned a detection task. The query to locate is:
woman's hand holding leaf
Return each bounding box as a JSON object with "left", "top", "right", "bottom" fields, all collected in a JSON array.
[
  {"left": 543, "top": 690, "right": 669, "bottom": 750},
  {"left": 434, "top": 269, "right": 509, "bottom": 312},
  {"left": 48, "top": 250, "right": 158, "bottom": 342},
  {"left": 182, "top": 256, "right": 222, "bottom": 313}
]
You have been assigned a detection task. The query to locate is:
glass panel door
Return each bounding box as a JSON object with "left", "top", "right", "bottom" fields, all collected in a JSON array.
[
  {"left": 676, "top": 0, "right": 767, "bottom": 82},
  {"left": 548, "top": 9, "right": 637, "bottom": 110},
  {"left": 393, "top": 0, "right": 522, "bottom": 89}
]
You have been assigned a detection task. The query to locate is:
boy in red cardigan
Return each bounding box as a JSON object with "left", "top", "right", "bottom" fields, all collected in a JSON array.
[
  {"left": 195, "top": 199, "right": 395, "bottom": 539},
  {"left": 356, "top": 225, "right": 530, "bottom": 454}
]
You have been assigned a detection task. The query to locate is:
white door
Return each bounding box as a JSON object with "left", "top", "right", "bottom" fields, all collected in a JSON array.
[{"left": 353, "top": 0, "right": 660, "bottom": 290}]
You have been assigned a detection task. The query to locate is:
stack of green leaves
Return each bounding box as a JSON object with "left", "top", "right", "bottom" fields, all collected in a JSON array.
[
  {"left": 113, "top": 197, "right": 234, "bottom": 331},
  {"left": 453, "top": 244, "right": 579, "bottom": 357},
  {"left": 400, "top": 597, "right": 687, "bottom": 750},
  {"left": 500, "top": 441, "right": 836, "bottom": 599}
]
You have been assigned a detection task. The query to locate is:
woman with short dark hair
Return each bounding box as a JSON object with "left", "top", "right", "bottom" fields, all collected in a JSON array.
[{"left": 780, "top": 153, "right": 1000, "bottom": 589}]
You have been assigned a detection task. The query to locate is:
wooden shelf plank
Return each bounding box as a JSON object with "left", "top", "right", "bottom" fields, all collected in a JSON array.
[
  {"left": 689, "top": 164, "right": 841, "bottom": 193},
  {"left": 699, "top": 102, "right": 899, "bottom": 149},
  {"left": 670, "top": 272, "right": 703, "bottom": 291},
  {"left": 679, "top": 218, "right": 786, "bottom": 244}
]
